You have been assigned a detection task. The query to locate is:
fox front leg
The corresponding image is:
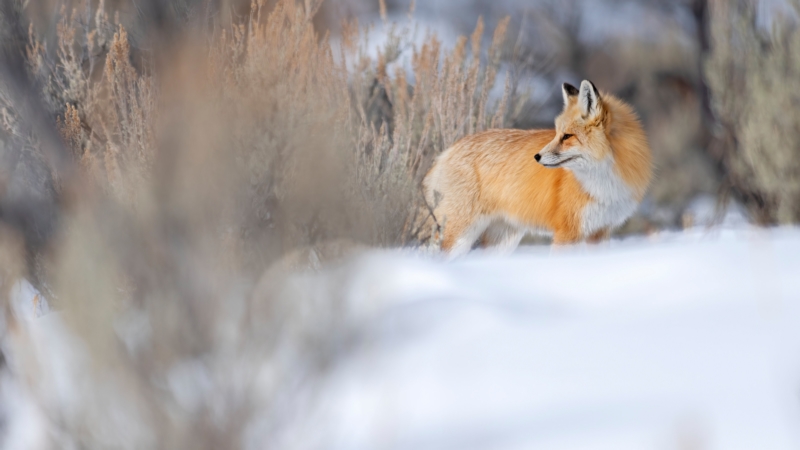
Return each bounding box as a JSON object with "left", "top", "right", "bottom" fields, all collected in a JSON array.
[
  {"left": 587, "top": 228, "right": 611, "bottom": 244},
  {"left": 552, "top": 229, "right": 580, "bottom": 246}
]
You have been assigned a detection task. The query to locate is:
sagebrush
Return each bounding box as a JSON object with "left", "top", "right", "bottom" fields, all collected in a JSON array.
[{"left": 705, "top": 0, "right": 800, "bottom": 223}]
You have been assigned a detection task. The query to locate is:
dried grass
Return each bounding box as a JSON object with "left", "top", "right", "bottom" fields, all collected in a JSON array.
[{"left": 0, "top": 0, "right": 520, "bottom": 447}]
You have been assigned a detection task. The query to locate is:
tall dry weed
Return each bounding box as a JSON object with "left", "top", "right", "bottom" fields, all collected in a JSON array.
[{"left": 347, "top": 14, "right": 512, "bottom": 244}]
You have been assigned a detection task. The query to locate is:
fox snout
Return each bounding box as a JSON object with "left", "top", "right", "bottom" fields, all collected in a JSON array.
[
  {"left": 535, "top": 145, "right": 558, "bottom": 163},
  {"left": 537, "top": 145, "right": 582, "bottom": 168},
  {"left": 534, "top": 150, "right": 559, "bottom": 163}
]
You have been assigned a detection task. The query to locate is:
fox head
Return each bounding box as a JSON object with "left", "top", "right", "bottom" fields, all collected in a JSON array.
[{"left": 535, "top": 80, "right": 612, "bottom": 170}]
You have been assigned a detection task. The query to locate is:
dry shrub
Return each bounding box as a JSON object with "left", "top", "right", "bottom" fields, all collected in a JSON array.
[
  {"left": 347, "top": 14, "right": 512, "bottom": 245},
  {"left": 3, "top": 0, "right": 514, "bottom": 252},
  {"left": 705, "top": 0, "right": 800, "bottom": 223},
  {"left": 0, "top": 0, "right": 520, "bottom": 447}
]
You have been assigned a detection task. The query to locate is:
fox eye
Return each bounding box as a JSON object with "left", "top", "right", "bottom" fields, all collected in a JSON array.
[{"left": 561, "top": 134, "right": 573, "bottom": 142}]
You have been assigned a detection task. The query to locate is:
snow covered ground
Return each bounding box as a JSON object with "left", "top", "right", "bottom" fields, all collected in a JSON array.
[
  {"left": 6, "top": 225, "right": 800, "bottom": 449},
  {"left": 312, "top": 226, "right": 800, "bottom": 450}
]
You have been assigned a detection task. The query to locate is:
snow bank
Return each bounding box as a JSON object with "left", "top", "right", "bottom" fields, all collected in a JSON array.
[
  {"left": 5, "top": 227, "right": 800, "bottom": 449},
  {"left": 312, "top": 227, "right": 800, "bottom": 449}
]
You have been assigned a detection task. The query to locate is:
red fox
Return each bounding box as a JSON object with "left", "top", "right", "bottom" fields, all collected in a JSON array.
[{"left": 423, "top": 80, "right": 652, "bottom": 256}]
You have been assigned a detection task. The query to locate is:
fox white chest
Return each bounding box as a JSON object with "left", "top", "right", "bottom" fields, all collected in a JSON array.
[{"left": 571, "top": 157, "right": 640, "bottom": 237}]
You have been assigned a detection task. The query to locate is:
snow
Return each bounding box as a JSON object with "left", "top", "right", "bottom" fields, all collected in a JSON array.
[
  {"left": 312, "top": 226, "right": 800, "bottom": 450},
  {"left": 9, "top": 279, "right": 50, "bottom": 320},
  {"left": 5, "top": 225, "right": 800, "bottom": 449}
]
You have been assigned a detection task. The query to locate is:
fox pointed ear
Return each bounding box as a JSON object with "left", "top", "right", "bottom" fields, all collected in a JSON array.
[
  {"left": 562, "top": 82, "right": 579, "bottom": 107},
  {"left": 578, "top": 80, "right": 602, "bottom": 119}
]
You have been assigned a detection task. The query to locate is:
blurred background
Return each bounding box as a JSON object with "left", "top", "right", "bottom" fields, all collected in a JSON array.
[{"left": 2, "top": 0, "right": 800, "bottom": 448}]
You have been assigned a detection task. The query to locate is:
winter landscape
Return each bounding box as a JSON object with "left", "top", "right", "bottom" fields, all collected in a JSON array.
[{"left": 1, "top": 0, "right": 800, "bottom": 449}]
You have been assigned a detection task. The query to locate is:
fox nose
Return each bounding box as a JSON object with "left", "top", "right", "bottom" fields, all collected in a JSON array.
[{"left": 534, "top": 153, "right": 541, "bottom": 162}]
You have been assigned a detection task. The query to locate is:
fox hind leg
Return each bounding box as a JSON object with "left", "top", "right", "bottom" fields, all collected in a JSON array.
[
  {"left": 479, "top": 221, "right": 525, "bottom": 254},
  {"left": 442, "top": 215, "right": 491, "bottom": 259}
]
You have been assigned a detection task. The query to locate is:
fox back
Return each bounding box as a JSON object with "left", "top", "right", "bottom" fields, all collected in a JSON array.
[{"left": 422, "top": 80, "right": 652, "bottom": 256}]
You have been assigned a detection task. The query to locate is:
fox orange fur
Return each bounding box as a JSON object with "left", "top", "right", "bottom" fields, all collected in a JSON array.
[{"left": 423, "top": 80, "right": 652, "bottom": 256}]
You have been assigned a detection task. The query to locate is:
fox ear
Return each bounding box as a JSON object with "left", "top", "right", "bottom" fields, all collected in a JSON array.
[
  {"left": 578, "top": 80, "right": 602, "bottom": 119},
  {"left": 562, "top": 82, "right": 579, "bottom": 107}
]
